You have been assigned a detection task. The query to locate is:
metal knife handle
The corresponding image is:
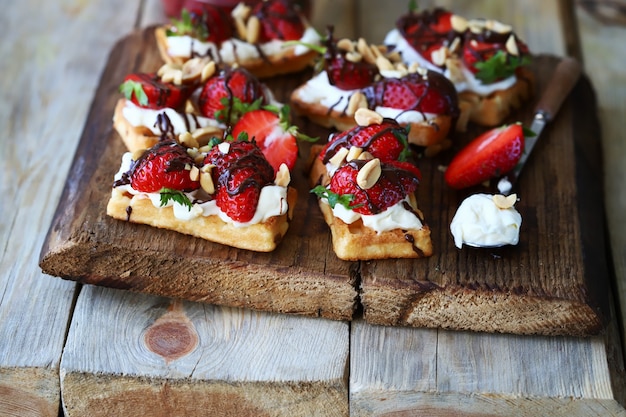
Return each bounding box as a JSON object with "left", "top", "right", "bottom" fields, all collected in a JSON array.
[{"left": 534, "top": 56, "right": 583, "bottom": 122}]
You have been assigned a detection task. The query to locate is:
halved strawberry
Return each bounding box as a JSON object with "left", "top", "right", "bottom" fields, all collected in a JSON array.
[
  {"left": 120, "top": 73, "right": 191, "bottom": 111},
  {"left": 362, "top": 70, "right": 459, "bottom": 117},
  {"left": 316, "top": 159, "right": 420, "bottom": 215},
  {"left": 128, "top": 141, "right": 200, "bottom": 193},
  {"left": 197, "top": 68, "right": 267, "bottom": 123},
  {"left": 252, "top": 0, "right": 305, "bottom": 42},
  {"left": 203, "top": 139, "right": 275, "bottom": 223},
  {"left": 231, "top": 105, "right": 315, "bottom": 173},
  {"left": 396, "top": 7, "right": 459, "bottom": 67},
  {"left": 444, "top": 123, "right": 528, "bottom": 189},
  {"left": 166, "top": 5, "right": 233, "bottom": 45},
  {"left": 319, "top": 118, "right": 412, "bottom": 164}
]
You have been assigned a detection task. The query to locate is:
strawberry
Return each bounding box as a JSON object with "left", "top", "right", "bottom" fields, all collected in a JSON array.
[
  {"left": 166, "top": 5, "right": 232, "bottom": 45},
  {"left": 231, "top": 105, "right": 314, "bottom": 173},
  {"left": 128, "top": 141, "right": 200, "bottom": 193},
  {"left": 396, "top": 7, "right": 459, "bottom": 67},
  {"left": 444, "top": 123, "right": 528, "bottom": 189},
  {"left": 362, "top": 70, "right": 459, "bottom": 117},
  {"left": 204, "top": 139, "right": 275, "bottom": 223},
  {"left": 319, "top": 118, "right": 412, "bottom": 164},
  {"left": 252, "top": 0, "right": 305, "bottom": 42},
  {"left": 119, "top": 73, "right": 191, "bottom": 111},
  {"left": 462, "top": 29, "right": 531, "bottom": 83},
  {"left": 322, "top": 27, "right": 378, "bottom": 90},
  {"left": 320, "top": 159, "right": 421, "bottom": 215},
  {"left": 197, "top": 68, "right": 267, "bottom": 123}
]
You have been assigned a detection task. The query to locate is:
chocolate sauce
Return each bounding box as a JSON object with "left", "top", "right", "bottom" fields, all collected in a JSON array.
[
  {"left": 125, "top": 206, "right": 132, "bottom": 221},
  {"left": 463, "top": 28, "right": 530, "bottom": 70},
  {"left": 134, "top": 74, "right": 173, "bottom": 108},
  {"left": 252, "top": 0, "right": 305, "bottom": 41},
  {"left": 396, "top": 8, "right": 460, "bottom": 63}
]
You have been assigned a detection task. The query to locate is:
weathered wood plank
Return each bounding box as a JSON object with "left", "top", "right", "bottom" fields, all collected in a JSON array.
[
  {"left": 0, "top": 0, "right": 140, "bottom": 415},
  {"left": 60, "top": 285, "right": 349, "bottom": 417}
]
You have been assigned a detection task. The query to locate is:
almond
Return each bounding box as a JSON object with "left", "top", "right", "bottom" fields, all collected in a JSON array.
[{"left": 356, "top": 158, "right": 381, "bottom": 190}]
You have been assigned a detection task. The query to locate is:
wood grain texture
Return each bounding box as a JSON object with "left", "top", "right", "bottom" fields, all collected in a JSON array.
[{"left": 60, "top": 286, "right": 349, "bottom": 417}]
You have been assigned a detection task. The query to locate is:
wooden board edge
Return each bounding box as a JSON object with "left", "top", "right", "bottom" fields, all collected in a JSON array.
[{"left": 0, "top": 367, "right": 60, "bottom": 417}]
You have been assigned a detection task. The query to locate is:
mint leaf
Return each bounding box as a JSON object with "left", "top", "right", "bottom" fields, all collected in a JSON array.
[
  {"left": 310, "top": 185, "right": 361, "bottom": 210},
  {"left": 474, "top": 50, "right": 531, "bottom": 84},
  {"left": 166, "top": 9, "right": 210, "bottom": 42},
  {"left": 159, "top": 188, "right": 193, "bottom": 211},
  {"left": 393, "top": 126, "right": 412, "bottom": 162},
  {"left": 119, "top": 80, "right": 148, "bottom": 106}
]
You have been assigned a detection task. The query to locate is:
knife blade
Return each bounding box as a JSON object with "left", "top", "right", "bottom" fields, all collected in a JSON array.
[{"left": 496, "top": 57, "right": 582, "bottom": 195}]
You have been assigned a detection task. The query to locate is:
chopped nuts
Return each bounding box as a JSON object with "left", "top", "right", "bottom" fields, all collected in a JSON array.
[
  {"left": 246, "top": 15, "right": 261, "bottom": 43},
  {"left": 158, "top": 63, "right": 183, "bottom": 85},
  {"left": 234, "top": 17, "right": 247, "bottom": 39},
  {"left": 357, "top": 38, "right": 376, "bottom": 64},
  {"left": 488, "top": 20, "right": 512, "bottom": 34},
  {"left": 189, "top": 165, "right": 200, "bottom": 181},
  {"left": 337, "top": 38, "right": 354, "bottom": 52},
  {"left": 505, "top": 34, "right": 519, "bottom": 56},
  {"left": 356, "top": 158, "right": 381, "bottom": 190},
  {"left": 345, "top": 51, "right": 363, "bottom": 63},
  {"left": 375, "top": 55, "right": 395, "bottom": 71},
  {"left": 274, "top": 163, "right": 291, "bottom": 187},
  {"left": 328, "top": 147, "right": 349, "bottom": 167},
  {"left": 346, "top": 146, "right": 363, "bottom": 162},
  {"left": 131, "top": 148, "right": 146, "bottom": 161},
  {"left": 493, "top": 193, "right": 517, "bottom": 209},
  {"left": 431, "top": 46, "right": 448, "bottom": 67},
  {"left": 357, "top": 151, "right": 374, "bottom": 160},
  {"left": 179, "top": 131, "right": 200, "bottom": 149},
  {"left": 231, "top": 2, "right": 251, "bottom": 20},
  {"left": 191, "top": 126, "right": 223, "bottom": 146},
  {"left": 346, "top": 91, "right": 367, "bottom": 116},
  {"left": 355, "top": 108, "right": 383, "bottom": 126},
  {"left": 201, "top": 60, "right": 217, "bottom": 83},
  {"left": 450, "top": 15, "right": 468, "bottom": 32},
  {"left": 200, "top": 164, "right": 216, "bottom": 194}
]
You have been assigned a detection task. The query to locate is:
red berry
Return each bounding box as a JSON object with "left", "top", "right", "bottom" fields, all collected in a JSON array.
[
  {"left": 129, "top": 141, "right": 200, "bottom": 193},
  {"left": 252, "top": 0, "right": 305, "bottom": 42},
  {"left": 321, "top": 27, "right": 378, "bottom": 90},
  {"left": 170, "top": 4, "right": 233, "bottom": 44},
  {"left": 197, "top": 68, "right": 267, "bottom": 123},
  {"left": 320, "top": 118, "right": 410, "bottom": 164},
  {"left": 362, "top": 71, "right": 459, "bottom": 117},
  {"left": 120, "top": 73, "right": 191, "bottom": 110},
  {"left": 462, "top": 30, "right": 530, "bottom": 76},
  {"left": 444, "top": 123, "right": 526, "bottom": 189},
  {"left": 329, "top": 159, "right": 420, "bottom": 215},
  {"left": 204, "top": 140, "right": 275, "bottom": 222},
  {"left": 231, "top": 109, "right": 299, "bottom": 173}
]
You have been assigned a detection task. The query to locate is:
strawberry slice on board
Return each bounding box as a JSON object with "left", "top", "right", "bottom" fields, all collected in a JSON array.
[
  {"left": 231, "top": 105, "right": 316, "bottom": 173},
  {"left": 444, "top": 123, "right": 530, "bottom": 190},
  {"left": 119, "top": 73, "right": 192, "bottom": 111},
  {"left": 124, "top": 140, "right": 201, "bottom": 193}
]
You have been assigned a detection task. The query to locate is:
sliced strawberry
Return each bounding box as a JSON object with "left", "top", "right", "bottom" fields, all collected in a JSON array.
[
  {"left": 444, "top": 123, "right": 526, "bottom": 189},
  {"left": 320, "top": 118, "right": 411, "bottom": 164},
  {"left": 232, "top": 106, "right": 314, "bottom": 173},
  {"left": 167, "top": 5, "right": 233, "bottom": 44},
  {"left": 197, "top": 68, "right": 267, "bottom": 123},
  {"left": 362, "top": 70, "right": 459, "bottom": 117},
  {"left": 204, "top": 139, "right": 275, "bottom": 222},
  {"left": 322, "top": 27, "right": 378, "bottom": 90},
  {"left": 128, "top": 141, "right": 200, "bottom": 193},
  {"left": 120, "top": 73, "right": 191, "bottom": 111},
  {"left": 252, "top": 0, "right": 305, "bottom": 42},
  {"left": 325, "top": 159, "right": 420, "bottom": 215},
  {"left": 396, "top": 7, "right": 459, "bottom": 67}
]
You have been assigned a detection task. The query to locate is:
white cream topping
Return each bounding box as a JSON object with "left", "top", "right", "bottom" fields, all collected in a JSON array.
[
  {"left": 320, "top": 195, "right": 423, "bottom": 233},
  {"left": 166, "top": 26, "right": 321, "bottom": 61},
  {"left": 384, "top": 28, "right": 518, "bottom": 95},
  {"left": 113, "top": 152, "right": 289, "bottom": 226},
  {"left": 450, "top": 193, "right": 522, "bottom": 249},
  {"left": 121, "top": 101, "right": 225, "bottom": 135}
]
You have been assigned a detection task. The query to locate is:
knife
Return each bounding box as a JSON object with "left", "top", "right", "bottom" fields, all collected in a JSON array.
[{"left": 496, "top": 57, "right": 583, "bottom": 195}]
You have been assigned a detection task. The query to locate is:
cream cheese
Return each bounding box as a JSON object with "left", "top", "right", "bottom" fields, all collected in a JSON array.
[
  {"left": 113, "top": 152, "right": 289, "bottom": 226},
  {"left": 450, "top": 193, "right": 522, "bottom": 249}
]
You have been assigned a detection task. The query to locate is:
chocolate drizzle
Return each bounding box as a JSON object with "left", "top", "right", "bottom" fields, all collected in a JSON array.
[
  {"left": 252, "top": 0, "right": 305, "bottom": 41},
  {"left": 396, "top": 7, "right": 460, "bottom": 63}
]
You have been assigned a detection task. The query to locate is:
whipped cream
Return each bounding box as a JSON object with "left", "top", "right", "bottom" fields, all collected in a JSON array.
[
  {"left": 113, "top": 152, "right": 289, "bottom": 226},
  {"left": 320, "top": 195, "right": 423, "bottom": 233},
  {"left": 121, "top": 101, "right": 225, "bottom": 136},
  {"left": 450, "top": 193, "right": 522, "bottom": 249},
  {"left": 166, "top": 26, "right": 321, "bottom": 62},
  {"left": 296, "top": 71, "right": 438, "bottom": 124},
  {"left": 384, "top": 28, "right": 517, "bottom": 96}
]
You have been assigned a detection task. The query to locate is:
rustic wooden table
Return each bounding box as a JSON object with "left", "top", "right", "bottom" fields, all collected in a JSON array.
[{"left": 1, "top": 0, "right": 625, "bottom": 416}]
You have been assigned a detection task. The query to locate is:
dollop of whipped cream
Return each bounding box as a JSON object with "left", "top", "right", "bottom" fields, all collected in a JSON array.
[
  {"left": 450, "top": 193, "right": 522, "bottom": 249},
  {"left": 121, "top": 101, "right": 224, "bottom": 135},
  {"left": 113, "top": 152, "right": 288, "bottom": 226},
  {"left": 166, "top": 26, "right": 321, "bottom": 61}
]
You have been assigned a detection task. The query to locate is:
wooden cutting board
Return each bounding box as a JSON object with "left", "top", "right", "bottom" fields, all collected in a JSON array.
[{"left": 39, "top": 27, "right": 610, "bottom": 336}]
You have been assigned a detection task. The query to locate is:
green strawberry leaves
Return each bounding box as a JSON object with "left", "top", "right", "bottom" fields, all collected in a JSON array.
[
  {"left": 474, "top": 50, "right": 531, "bottom": 84},
  {"left": 119, "top": 80, "right": 148, "bottom": 106},
  {"left": 159, "top": 188, "right": 193, "bottom": 211},
  {"left": 166, "top": 9, "right": 210, "bottom": 42},
  {"left": 310, "top": 186, "right": 362, "bottom": 210}
]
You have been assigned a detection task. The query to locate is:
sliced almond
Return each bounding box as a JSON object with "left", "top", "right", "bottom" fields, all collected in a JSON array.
[
  {"left": 328, "top": 147, "right": 349, "bottom": 167},
  {"left": 346, "top": 146, "right": 363, "bottom": 162},
  {"left": 450, "top": 14, "right": 468, "bottom": 32},
  {"left": 505, "top": 34, "right": 519, "bottom": 56},
  {"left": 189, "top": 165, "right": 200, "bottom": 181},
  {"left": 337, "top": 38, "right": 354, "bottom": 52},
  {"left": 246, "top": 15, "right": 261, "bottom": 44},
  {"left": 493, "top": 193, "right": 517, "bottom": 209},
  {"left": 355, "top": 108, "right": 383, "bottom": 127},
  {"left": 346, "top": 91, "right": 367, "bottom": 117},
  {"left": 274, "top": 163, "right": 291, "bottom": 187},
  {"left": 200, "top": 169, "right": 215, "bottom": 195},
  {"left": 356, "top": 158, "right": 381, "bottom": 190}
]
